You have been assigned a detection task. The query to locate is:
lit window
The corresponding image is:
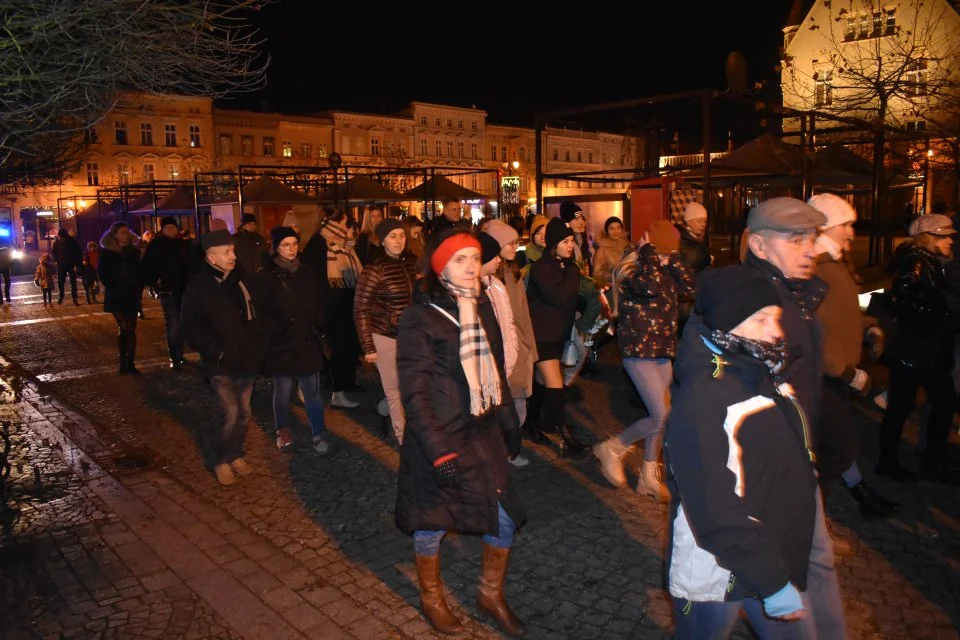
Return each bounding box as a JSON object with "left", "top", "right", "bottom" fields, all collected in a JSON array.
[
  {"left": 143, "top": 163, "right": 155, "bottom": 182},
  {"left": 885, "top": 8, "right": 895, "bottom": 34},
  {"left": 282, "top": 140, "right": 292, "bottom": 157},
  {"left": 168, "top": 165, "right": 180, "bottom": 180},
  {"left": 906, "top": 59, "right": 928, "bottom": 96},
  {"left": 301, "top": 142, "right": 312, "bottom": 158},
  {"left": 189, "top": 125, "right": 201, "bottom": 148},
  {"left": 420, "top": 138, "right": 428, "bottom": 155},
  {"left": 371, "top": 137, "right": 380, "bottom": 155},
  {"left": 244, "top": 136, "right": 256, "bottom": 156},
  {"left": 318, "top": 144, "right": 327, "bottom": 158},
  {"left": 815, "top": 71, "right": 833, "bottom": 107},
  {"left": 858, "top": 12, "right": 870, "bottom": 38},
  {"left": 220, "top": 134, "right": 233, "bottom": 156},
  {"left": 458, "top": 141, "right": 464, "bottom": 158},
  {"left": 471, "top": 142, "right": 477, "bottom": 159},
  {"left": 117, "top": 162, "right": 130, "bottom": 184},
  {"left": 844, "top": 16, "right": 856, "bottom": 40},
  {"left": 164, "top": 124, "right": 177, "bottom": 147},
  {"left": 263, "top": 137, "right": 275, "bottom": 156},
  {"left": 140, "top": 123, "right": 153, "bottom": 146},
  {"left": 115, "top": 121, "right": 128, "bottom": 145},
  {"left": 399, "top": 140, "right": 407, "bottom": 156},
  {"left": 86, "top": 162, "right": 99, "bottom": 186}
]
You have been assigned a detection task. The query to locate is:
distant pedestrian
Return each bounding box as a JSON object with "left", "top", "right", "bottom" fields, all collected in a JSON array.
[
  {"left": 401, "top": 215, "right": 426, "bottom": 259},
  {"left": 427, "top": 198, "right": 468, "bottom": 238},
  {"left": 355, "top": 206, "right": 385, "bottom": 266},
  {"left": 141, "top": 216, "right": 194, "bottom": 369},
  {"left": 0, "top": 247, "right": 14, "bottom": 304},
  {"left": 35, "top": 254, "right": 55, "bottom": 305},
  {"left": 80, "top": 242, "right": 99, "bottom": 304},
  {"left": 138, "top": 229, "right": 154, "bottom": 319},
  {"left": 98, "top": 223, "right": 142, "bottom": 375},
  {"left": 52, "top": 228, "right": 82, "bottom": 305},
  {"left": 180, "top": 229, "right": 265, "bottom": 486},
  {"left": 233, "top": 213, "right": 269, "bottom": 276}
]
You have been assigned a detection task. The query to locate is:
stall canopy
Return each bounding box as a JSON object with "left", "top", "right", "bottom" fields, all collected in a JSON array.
[
  {"left": 214, "top": 176, "right": 320, "bottom": 205},
  {"left": 403, "top": 174, "right": 487, "bottom": 201},
  {"left": 129, "top": 186, "right": 197, "bottom": 215},
  {"left": 318, "top": 175, "right": 405, "bottom": 202}
]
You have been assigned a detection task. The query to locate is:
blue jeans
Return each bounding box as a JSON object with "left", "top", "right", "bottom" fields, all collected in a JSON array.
[
  {"left": 209, "top": 375, "right": 254, "bottom": 464},
  {"left": 158, "top": 293, "right": 183, "bottom": 362},
  {"left": 673, "top": 592, "right": 816, "bottom": 640},
  {"left": 273, "top": 373, "right": 326, "bottom": 437},
  {"left": 807, "top": 489, "right": 847, "bottom": 638},
  {"left": 620, "top": 357, "right": 672, "bottom": 461},
  {"left": 414, "top": 504, "right": 516, "bottom": 556}
]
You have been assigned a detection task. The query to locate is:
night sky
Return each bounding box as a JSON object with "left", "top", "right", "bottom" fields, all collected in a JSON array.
[{"left": 230, "top": 0, "right": 797, "bottom": 147}]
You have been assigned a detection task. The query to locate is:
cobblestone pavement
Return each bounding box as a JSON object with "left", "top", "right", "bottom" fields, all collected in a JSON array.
[{"left": 1, "top": 276, "right": 958, "bottom": 639}]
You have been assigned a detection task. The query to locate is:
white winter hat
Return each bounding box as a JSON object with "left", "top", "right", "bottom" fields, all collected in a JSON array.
[
  {"left": 282, "top": 210, "right": 299, "bottom": 227},
  {"left": 683, "top": 202, "right": 708, "bottom": 222},
  {"left": 807, "top": 193, "right": 856, "bottom": 230}
]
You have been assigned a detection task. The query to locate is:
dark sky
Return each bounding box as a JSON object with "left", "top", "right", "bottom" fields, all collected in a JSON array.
[{"left": 229, "top": 0, "right": 795, "bottom": 143}]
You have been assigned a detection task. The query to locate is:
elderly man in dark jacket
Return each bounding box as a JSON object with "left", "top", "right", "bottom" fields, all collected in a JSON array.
[
  {"left": 53, "top": 228, "right": 83, "bottom": 305},
  {"left": 180, "top": 230, "right": 264, "bottom": 487},
  {"left": 142, "top": 216, "right": 194, "bottom": 368},
  {"left": 233, "top": 213, "right": 268, "bottom": 276}
]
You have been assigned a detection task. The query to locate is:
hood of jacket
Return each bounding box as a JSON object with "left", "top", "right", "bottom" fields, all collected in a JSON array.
[{"left": 100, "top": 227, "right": 138, "bottom": 253}]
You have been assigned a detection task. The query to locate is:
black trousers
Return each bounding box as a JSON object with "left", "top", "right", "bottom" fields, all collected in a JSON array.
[
  {"left": 325, "top": 287, "right": 360, "bottom": 392},
  {"left": 0, "top": 267, "right": 11, "bottom": 302},
  {"left": 57, "top": 267, "right": 77, "bottom": 302},
  {"left": 880, "top": 362, "right": 955, "bottom": 467},
  {"left": 817, "top": 378, "right": 860, "bottom": 487}
]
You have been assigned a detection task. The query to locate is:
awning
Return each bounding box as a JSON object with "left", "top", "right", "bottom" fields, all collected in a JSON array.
[
  {"left": 403, "top": 174, "right": 487, "bottom": 201},
  {"left": 317, "top": 175, "right": 406, "bottom": 202},
  {"left": 213, "top": 176, "right": 320, "bottom": 206}
]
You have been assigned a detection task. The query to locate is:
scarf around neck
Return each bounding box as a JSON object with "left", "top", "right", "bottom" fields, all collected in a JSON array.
[
  {"left": 482, "top": 274, "right": 518, "bottom": 379},
  {"left": 709, "top": 328, "right": 788, "bottom": 384},
  {"left": 438, "top": 275, "right": 502, "bottom": 416},
  {"left": 273, "top": 254, "right": 300, "bottom": 272}
]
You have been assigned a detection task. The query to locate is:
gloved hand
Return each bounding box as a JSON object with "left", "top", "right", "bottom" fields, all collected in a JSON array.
[
  {"left": 848, "top": 368, "right": 871, "bottom": 396},
  {"left": 865, "top": 327, "right": 884, "bottom": 360},
  {"left": 763, "top": 582, "right": 804, "bottom": 619},
  {"left": 504, "top": 428, "right": 522, "bottom": 459},
  {"left": 433, "top": 455, "right": 460, "bottom": 488}
]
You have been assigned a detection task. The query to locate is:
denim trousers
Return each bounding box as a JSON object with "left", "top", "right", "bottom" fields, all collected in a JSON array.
[
  {"left": 672, "top": 592, "right": 816, "bottom": 640},
  {"left": 414, "top": 503, "right": 516, "bottom": 556},
  {"left": 210, "top": 375, "right": 254, "bottom": 464},
  {"left": 158, "top": 293, "right": 184, "bottom": 362},
  {"left": 619, "top": 357, "right": 672, "bottom": 461},
  {"left": 272, "top": 372, "right": 326, "bottom": 437}
]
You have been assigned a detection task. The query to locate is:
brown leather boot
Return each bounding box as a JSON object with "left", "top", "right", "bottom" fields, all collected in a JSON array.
[
  {"left": 415, "top": 554, "right": 464, "bottom": 635},
  {"left": 476, "top": 545, "right": 525, "bottom": 636}
]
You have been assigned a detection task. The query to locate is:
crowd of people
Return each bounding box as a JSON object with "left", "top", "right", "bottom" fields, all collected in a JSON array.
[{"left": 34, "top": 191, "right": 960, "bottom": 638}]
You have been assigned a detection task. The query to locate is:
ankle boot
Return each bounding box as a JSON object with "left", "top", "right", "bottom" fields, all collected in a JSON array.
[
  {"left": 637, "top": 460, "right": 669, "bottom": 503},
  {"left": 476, "top": 545, "right": 525, "bottom": 637},
  {"left": 414, "top": 554, "right": 464, "bottom": 635},
  {"left": 522, "top": 383, "right": 549, "bottom": 443},
  {"left": 545, "top": 388, "right": 589, "bottom": 458},
  {"left": 593, "top": 437, "right": 630, "bottom": 487}
]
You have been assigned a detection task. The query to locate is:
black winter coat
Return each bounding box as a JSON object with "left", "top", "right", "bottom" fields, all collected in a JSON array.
[
  {"left": 676, "top": 224, "right": 711, "bottom": 276},
  {"left": 53, "top": 235, "right": 83, "bottom": 271},
  {"left": 98, "top": 231, "right": 141, "bottom": 316},
  {"left": 527, "top": 254, "right": 580, "bottom": 345},
  {"left": 745, "top": 252, "right": 826, "bottom": 425},
  {"left": 254, "top": 259, "right": 327, "bottom": 376},
  {"left": 353, "top": 252, "right": 418, "bottom": 355},
  {"left": 301, "top": 232, "right": 331, "bottom": 295},
  {"left": 180, "top": 262, "right": 264, "bottom": 377},
  {"left": 141, "top": 234, "right": 195, "bottom": 296},
  {"left": 233, "top": 228, "right": 269, "bottom": 277},
  {"left": 395, "top": 290, "right": 526, "bottom": 537},
  {"left": 886, "top": 243, "right": 956, "bottom": 369}
]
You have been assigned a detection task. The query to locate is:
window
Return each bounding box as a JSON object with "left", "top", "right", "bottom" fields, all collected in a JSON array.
[
  {"left": 140, "top": 123, "right": 153, "bottom": 146},
  {"left": 884, "top": 8, "right": 895, "bottom": 34},
  {"left": 565, "top": 150, "right": 571, "bottom": 162},
  {"left": 845, "top": 9, "right": 895, "bottom": 40},
  {"left": 446, "top": 119, "right": 453, "bottom": 128},
  {"left": 577, "top": 151, "right": 582, "bottom": 162},
  {"left": 858, "top": 12, "right": 870, "bottom": 38},
  {"left": 282, "top": 140, "right": 292, "bottom": 157},
  {"left": 86, "top": 162, "right": 99, "bottom": 186},
  {"left": 471, "top": 122, "right": 478, "bottom": 131},
  {"left": 117, "top": 162, "right": 130, "bottom": 185},
  {"left": 83, "top": 127, "right": 99, "bottom": 144},
  {"left": 519, "top": 148, "right": 526, "bottom": 162},
  {"left": 458, "top": 141, "right": 464, "bottom": 158},
  {"left": 588, "top": 152, "right": 593, "bottom": 163},
  {"left": 420, "top": 116, "right": 427, "bottom": 126},
  {"left": 164, "top": 124, "right": 177, "bottom": 146},
  {"left": 301, "top": 142, "right": 312, "bottom": 158},
  {"left": 436, "top": 140, "right": 443, "bottom": 156},
  {"left": 491, "top": 145, "right": 497, "bottom": 161},
  {"left": 219, "top": 134, "right": 233, "bottom": 156},
  {"left": 189, "top": 125, "right": 201, "bottom": 148},
  {"left": 143, "top": 163, "right": 155, "bottom": 182},
  {"left": 420, "top": 138, "right": 428, "bottom": 155},
  {"left": 371, "top": 137, "right": 380, "bottom": 155},
  {"left": 399, "top": 140, "right": 407, "bottom": 156},
  {"left": 435, "top": 117, "right": 441, "bottom": 127},
  {"left": 471, "top": 142, "right": 477, "bottom": 159},
  {"left": 906, "top": 59, "right": 928, "bottom": 96},
  {"left": 243, "top": 136, "right": 256, "bottom": 156},
  {"left": 263, "top": 137, "right": 275, "bottom": 156},
  {"left": 501, "top": 146, "right": 507, "bottom": 162},
  {"left": 815, "top": 71, "right": 833, "bottom": 107},
  {"left": 115, "top": 121, "right": 128, "bottom": 145},
  {"left": 168, "top": 165, "right": 180, "bottom": 180},
  {"left": 446, "top": 140, "right": 453, "bottom": 157},
  {"left": 906, "top": 120, "right": 927, "bottom": 132},
  {"left": 602, "top": 152, "right": 607, "bottom": 164},
  {"left": 458, "top": 120, "right": 463, "bottom": 129},
  {"left": 553, "top": 149, "right": 559, "bottom": 161}
]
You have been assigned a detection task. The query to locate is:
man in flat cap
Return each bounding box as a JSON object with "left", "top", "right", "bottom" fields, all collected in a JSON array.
[{"left": 181, "top": 230, "right": 265, "bottom": 486}]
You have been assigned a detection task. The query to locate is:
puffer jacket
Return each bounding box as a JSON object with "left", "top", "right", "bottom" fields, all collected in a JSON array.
[
  {"left": 885, "top": 243, "right": 956, "bottom": 369},
  {"left": 591, "top": 234, "right": 630, "bottom": 287},
  {"left": 98, "top": 229, "right": 141, "bottom": 316},
  {"left": 527, "top": 253, "right": 580, "bottom": 345},
  {"left": 664, "top": 317, "right": 817, "bottom": 603},
  {"left": 394, "top": 289, "right": 525, "bottom": 536},
  {"left": 615, "top": 244, "right": 694, "bottom": 359},
  {"left": 353, "top": 252, "right": 418, "bottom": 355}
]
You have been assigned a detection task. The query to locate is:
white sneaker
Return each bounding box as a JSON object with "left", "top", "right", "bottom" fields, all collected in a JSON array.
[
  {"left": 873, "top": 391, "right": 887, "bottom": 410},
  {"left": 377, "top": 397, "right": 389, "bottom": 417},
  {"left": 508, "top": 454, "right": 530, "bottom": 468},
  {"left": 330, "top": 391, "right": 359, "bottom": 409},
  {"left": 313, "top": 435, "right": 336, "bottom": 456}
]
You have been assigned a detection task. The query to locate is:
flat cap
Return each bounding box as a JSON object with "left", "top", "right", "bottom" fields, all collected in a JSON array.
[
  {"left": 747, "top": 197, "right": 827, "bottom": 233},
  {"left": 908, "top": 214, "right": 956, "bottom": 237}
]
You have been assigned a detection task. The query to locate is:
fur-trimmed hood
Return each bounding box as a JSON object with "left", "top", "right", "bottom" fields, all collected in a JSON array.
[{"left": 100, "top": 226, "right": 139, "bottom": 253}]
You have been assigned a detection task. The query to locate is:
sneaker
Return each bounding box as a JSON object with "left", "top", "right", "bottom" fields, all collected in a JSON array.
[
  {"left": 313, "top": 434, "right": 336, "bottom": 456},
  {"left": 330, "top": 391, "right": 359, "bottom": 409},
  {"left": 276, "top": 428, "right": 293, "bottom": 451},
  {"left": 230, "top": 458, "right": 253, "bottom": 476},
  {"left": 508, "top": 454, "right": 530, "bottom": 468},
  {"left": 214, "top": 463, "right": 236, "bottom": 486}
]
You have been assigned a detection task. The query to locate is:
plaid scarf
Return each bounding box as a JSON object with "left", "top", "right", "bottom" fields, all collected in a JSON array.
[
  {"left": 438, "top": 275, "right": 502, "bottom": 416},
  {"left": 320, "top": 219, "right": 362, "bottom": 288}
]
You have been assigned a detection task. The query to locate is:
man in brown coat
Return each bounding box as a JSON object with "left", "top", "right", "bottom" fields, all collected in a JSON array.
[{"left": 809, "top": 193, "right": 897, "bottom": 518}]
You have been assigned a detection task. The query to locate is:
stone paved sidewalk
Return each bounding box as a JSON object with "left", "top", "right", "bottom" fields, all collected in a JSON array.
[{"left": 1, "top": 277, "right": 959, "bottom": 639}]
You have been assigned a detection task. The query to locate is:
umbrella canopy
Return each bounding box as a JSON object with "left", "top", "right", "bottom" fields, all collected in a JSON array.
[
  {"left": 129, "top": 186, "right": 197, "bottom": 215},
  {"left": 317, "top": 175, "right": 406, "bottom": 202},
  {"left": 213, "top": 176, "right": 320, "bottom": 206},
  {"left": 403, "top": 174, "right": 487, "bottom": 201}
]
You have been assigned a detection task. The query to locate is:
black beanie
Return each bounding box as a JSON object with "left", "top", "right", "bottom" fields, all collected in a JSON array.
[
  {"left": 271, "top": 226, "right": 298, "bottom": 252},
  {"left": 559, "top": 201, "right": 583, "bottom": 223},
  {"left": 477, "top": 231, "right": 502, "bottom": 264},
  {"left": 545, "top": 217, "right": 574, "bottom": 249},
  {"left": 160, "top": 216, "right": 178, "bottom": 229},
  {"left": 695, "top": 265, "right": 781, "bottom": 332},
  {"left": 375, "top": 218, "right": 404, "bottom": 243}
]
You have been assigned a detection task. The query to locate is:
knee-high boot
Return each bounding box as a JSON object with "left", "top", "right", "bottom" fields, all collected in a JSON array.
[
  {"left": 544, "top": 387, "right": 588, "bottom": 458},
  {"left": 125, "top": 329, "right": 140, "bottom": 375},
  {"left": 477, "top": 544, "right": 525, "bottom": 636},
  {"left": 523, "top": 383, "right": 549, "bottom": 443},
  {"left": 414, "top": 554, "right": 464, "bottom": 635}
]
